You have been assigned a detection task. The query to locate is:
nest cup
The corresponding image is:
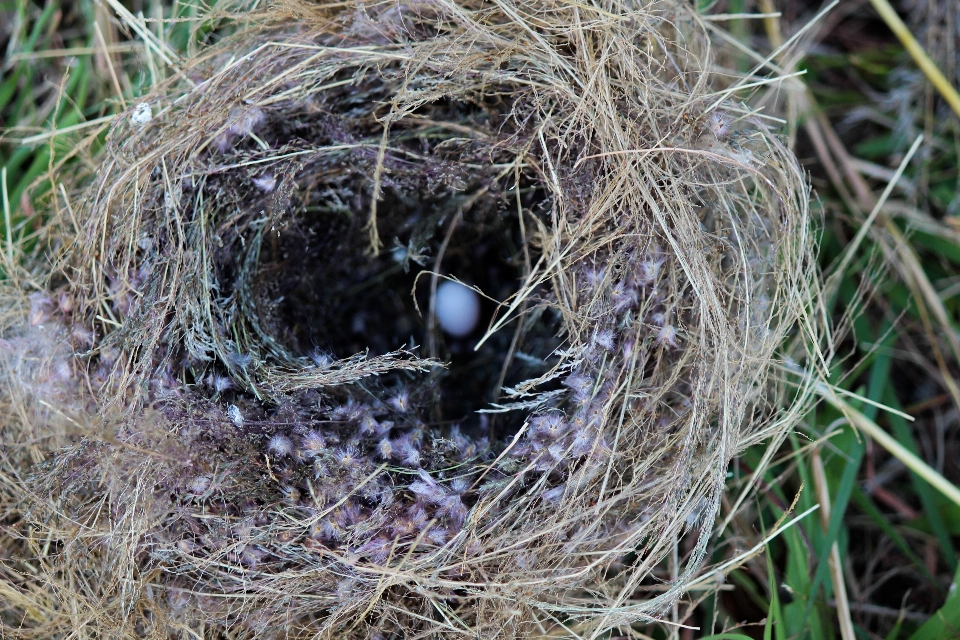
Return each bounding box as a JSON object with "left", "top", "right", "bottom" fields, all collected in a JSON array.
[{"left": 2, "top": 0, "right": 816, "bottom": 637}]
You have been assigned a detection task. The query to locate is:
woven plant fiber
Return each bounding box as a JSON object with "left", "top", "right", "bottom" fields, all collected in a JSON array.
[{"left": 0, "top": 0, "right": 818, "bottom": 637}]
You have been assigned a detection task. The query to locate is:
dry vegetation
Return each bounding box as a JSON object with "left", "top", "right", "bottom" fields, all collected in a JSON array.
[
  {"left": 8, "top": 0, "right": 960, "bottom": 638},
  {"left": 0, "top": 0, "right": 819, "bottom": 636}
]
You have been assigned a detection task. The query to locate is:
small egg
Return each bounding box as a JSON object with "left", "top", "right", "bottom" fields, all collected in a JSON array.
[{"left": 435, "top": 281, "right": 480, "bottom": 337}]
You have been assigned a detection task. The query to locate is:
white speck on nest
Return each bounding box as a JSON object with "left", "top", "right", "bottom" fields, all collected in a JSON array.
[
  {"left": 435, "top": 281, "right": 480, "bottom": 337},
  {"left": 252, "top": 175, "right": 276, "bottom": 193},
  {"left": 130, "top": 103, "right": 152, "bottom": 126},
  {"left": 227, "top": 404, "right": 244, "bottom": 427}
]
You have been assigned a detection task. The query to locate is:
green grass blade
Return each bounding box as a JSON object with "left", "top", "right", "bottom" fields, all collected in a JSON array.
[
  {"left": 882, "top": 388, "right": 959, "bottom": 570},
  {"left": 906, "top": 564, "right": 960, "bottom": 640}
]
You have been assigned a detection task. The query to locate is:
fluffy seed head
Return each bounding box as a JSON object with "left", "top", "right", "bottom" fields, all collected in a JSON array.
[
  {"left": 358, "top": 537, "right": 393, "bottom": 563},
  {"left": 228, "top": 107, "right": 265, "bottom": 137},
  {"left": 409, "top": 479, "right": 446, "bottom": 504},
  {"left": 211, "top": 375, "right": 233, "bottom": 393},
  {"left": 707, "top": 109, "right": 731, "bottom": 138},
  {"left": 334, "top": 446, "right": 360, "bottom": 466},
  {"left": 309, "top": 349, "right": 334, "bottom": 368},
  {"left": 359, "top": 414, "right": 385, "bottom": 437},
  {"left": 388, "top": 391, "right": 411, "bottom": 413},
  {"left": 331, "top": 399, "right": 366, "bottom": 422},
  {"left": 563, "top": 372, "right": 593, "bottom": 400},
  {"left": 531, "top": 413, "right": 567, "bottom": 441},
  {"left": 427, "top": 526, "right": 450, "bottom": 545},
  {"left": 657, "top": 324, "right": 679, "bottom": 348},
  {"left": 227, "top": 351, "right": 253, "bottom": 371},
  {"left": 267, "top": 434, "right": 293, "bottom": 458},
  {"left": 581, "top": 264, "right": 606, "bottom": 291},
  {"left": 593, "top": 329, "right": 615, "bottom": 351},
  {"left": 637, "top": 258, "right": 664, "bottom": 285},
  {"left": 188, "top": 476, "right": 212, "bottom": 496},
  {"left": 252, "top": 174, "right": 276, "bottom": 193},
  {"left": 301, "top": 430, "right": 326, "bottom": 456},
  {"left": 543, "top": 484, "right": 566, "bottom": 503},
  {"left": 610, "top": 280, "right": 638, "bottom": 312}
]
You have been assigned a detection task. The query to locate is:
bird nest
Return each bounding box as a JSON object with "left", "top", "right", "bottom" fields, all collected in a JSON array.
[{"left": 0, "top": 0, "right": 816, "bottom": 637}]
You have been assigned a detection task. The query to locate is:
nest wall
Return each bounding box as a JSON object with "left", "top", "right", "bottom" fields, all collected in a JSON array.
[{"left": 0, "top": 0, "right": 818, "bottom": 637}]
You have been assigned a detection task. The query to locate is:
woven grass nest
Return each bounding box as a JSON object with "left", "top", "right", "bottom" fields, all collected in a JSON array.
[{"left": 1, "top": 0, "right": 817, "bottom": 637}]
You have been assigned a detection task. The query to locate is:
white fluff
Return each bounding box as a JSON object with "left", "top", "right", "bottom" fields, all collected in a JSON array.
[
  {"left": 130, "top": 103, "right": 152, "bottom": 126},
  {"left": 435, "top": 281, "right": 480, "bottom": 337}
]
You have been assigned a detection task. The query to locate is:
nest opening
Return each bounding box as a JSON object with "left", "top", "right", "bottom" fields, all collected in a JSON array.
[{"left": 229, "top": 146, "right": 563, "bottom": 438}]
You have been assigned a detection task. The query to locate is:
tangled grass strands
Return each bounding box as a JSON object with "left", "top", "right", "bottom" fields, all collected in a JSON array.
[{"left": 0, "top": 0, "right": 823, "bottom": 637}]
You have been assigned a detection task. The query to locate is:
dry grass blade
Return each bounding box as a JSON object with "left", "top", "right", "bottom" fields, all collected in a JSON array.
[
  {"left": 812, "top": 447, "right": 855, "bottom": 640},
  {"left": 866, "top": 0, "right": 960, "bottom": 119}
]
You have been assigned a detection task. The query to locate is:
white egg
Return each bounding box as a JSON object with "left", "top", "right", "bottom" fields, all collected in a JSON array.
[{"left": 435, "top": 281, "right": 480, "bottom": 337}]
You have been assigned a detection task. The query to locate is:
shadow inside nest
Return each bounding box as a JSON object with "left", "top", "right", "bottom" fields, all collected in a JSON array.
[{"left": 252, "top": 168, "right": 563, "bottom": 438}]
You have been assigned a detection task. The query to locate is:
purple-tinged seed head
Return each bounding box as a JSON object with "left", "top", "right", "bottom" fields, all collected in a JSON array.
[
  {"left": 280, "top": 485, "right": 301, "bottom": 504},
  {"left": 340, "top": 501, "right": 364, "bottom": 527},
  {"left": 457, "top": 440, "right": 478, "bottom": 461},
  {"left": 300, "top": 431, "right": 326, "bottom": 456},
  {"left": 581, "top": 264, "right": 606, "bottom": 291},
  {"left": 188, "top": 476, "right": 211, "bottom": 495},
  {"left": 334, "top": 445, "right": 360, "bottom": 466},
  {"left": 563, "top": 372, "right": 593, "bottom": 400},
  {"left": 227, "top": 107, "right": 264, "bottom": 137},
  {"left": 708, "top": 109, "right": 731, "bottom": 138},
  {"left": 638, "top": 258, "right": 665, "bottom": 285},
  {"left": 391, "top": 435, "right": 421, "bottom": 467},
  {"left": 319, "top": 518, "right": 343, "bottom": 541},
  {"left": 227, "top": 351, "right": 253, "bottom": 370},
  {"left": 547, "top": 442, "right": 567, "bottom": 461},
  {"left": 531, "top": 413, "right": 568, "bottom": 441},
  {"left": 359, "top": 414, "right": 388, "bottom": 437},
  {"left": 239, "top": 546, "right": 266, "bottom": 569},
  {"left": 267, "top": 434, "right": 293, "bottom": 458},
  {"left": 402, "top": 447, "right": 421, "bottom": 467},
  {"left": 388, "top": 391, "right": 411, "bottom": 413},
  {"left": 409, "top": 480, "right": 446, "bottom": 504},
  {"left": 252, "top": 174, "right": 276, "bottom": 193},
  {"left": 570, "top": 427, "right": 604, "bottom": 458},
  {"left": 593, "top": 329, "right": 615, "bottom": 351},
  {"left": 390, "top": 516, "right": 418, "bottom": 538},
  {"left": 309, "top": 349, "right": 334, "bottom": 368},
  {"left": 657, "top": 324, "right": 678, "bottom": 348},
  {"left": 407, "top": 505, "right": 429, "bottom": 528},
  {"left": 427, "top": 526, "right": 450, "bottom": 545},
  {"left": 331, "top": 399, "right": 367, "bottom": 422},
  {"left": 358, "top": 537, "right": 392, "bottom": 564},
  {"left": 611, "top": 283, "right": 638, "bottom": 313},
  {"left": 439, "top": 495, "right": 468, "bottom": 527}
]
